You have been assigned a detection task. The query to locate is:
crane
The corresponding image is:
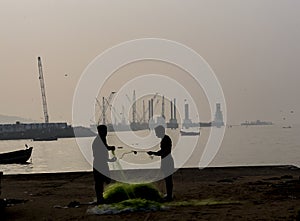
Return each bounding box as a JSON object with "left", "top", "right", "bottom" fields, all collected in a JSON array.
[
  {"left": 124, "top": 92, "right": 160, "bottom": 124},
  {"left": 132, "top": 90, "right": 136, "bottom": 123},
  {"left": 125, "top": 92, "right": 142, "bottom": 123},
  {"left": 96, "top": 92, "right": 116, "bottom": 125},
  {"left": 37, "top": 57, "right": 49, "bottom": 123}
]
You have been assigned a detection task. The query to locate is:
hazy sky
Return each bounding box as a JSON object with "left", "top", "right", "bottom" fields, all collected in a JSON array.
[{"left": 1, "top": 0, "right": 299, "bottom": 125}]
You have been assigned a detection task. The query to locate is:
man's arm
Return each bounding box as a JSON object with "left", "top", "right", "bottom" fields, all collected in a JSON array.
[
  {"left": 101, "top": 137, "right": 115, "bottom": 151},
  {"left": 147, "top": 136, "right": 171, "bottom": 156},
  {"left": 147, "top": 149, "right": 162, "bottom": 156},
  {"left": 106, "top": 145, "right": 115, "bottom": 151}
]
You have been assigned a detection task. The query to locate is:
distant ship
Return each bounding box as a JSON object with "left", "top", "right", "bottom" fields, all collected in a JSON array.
[
  {"left": 241, "top": 120, "right": 273, "bottom": 126},
  {"left": 282, "top": 126, "right": 292, "bottom": 129},
  {"left": 33, "top": 137, "right": 58, "bottom": 141},
  {"left": 180, "top": 129, "right": 200, "bottom": 136},
  {"left": 0, "top": 121, "right": 96, "bottom": 140}
]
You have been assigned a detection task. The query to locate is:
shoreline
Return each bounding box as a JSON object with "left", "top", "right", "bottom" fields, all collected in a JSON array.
[
  {"left": 1, "top": 165, "right": 300, "bottom": 220},
  {"left": 2, "top": 164, "right": 299, "bottom": 176},
  {"left": 2, "top": 164, "right": 299, "bottom": 174}
]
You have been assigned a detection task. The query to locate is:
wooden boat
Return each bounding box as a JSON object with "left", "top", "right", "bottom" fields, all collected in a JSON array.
[
  {"left": 0, "top": 145, "right": 33, "bottom": 164},
  {"left": 180, "top": 130, "right": 200, "bottom": 136}
]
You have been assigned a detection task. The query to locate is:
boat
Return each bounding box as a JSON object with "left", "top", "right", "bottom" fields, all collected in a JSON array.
[
  {"left": 241, "top": 120, "right": 273, "bottom": 126},
  {"left": 33, "top": 136, "right": 57, "bottom": 141},
  {"left": 180, "top": 130, "right": 200, "bottom": 136},
  {"left": 0, "top": 145, "right": 33, "bottom": 164},
  {"left": 282, "top": 126, "right": 292, "bottom": 129}
]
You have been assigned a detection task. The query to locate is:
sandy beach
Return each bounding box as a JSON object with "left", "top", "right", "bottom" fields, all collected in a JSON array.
[{"left": 1, "top": 166, "right": 299, "bottom": 220}]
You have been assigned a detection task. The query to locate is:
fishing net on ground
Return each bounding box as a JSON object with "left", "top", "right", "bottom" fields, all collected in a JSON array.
[{"left": 87, "top": 182, "right": 165, "bottom": 215}]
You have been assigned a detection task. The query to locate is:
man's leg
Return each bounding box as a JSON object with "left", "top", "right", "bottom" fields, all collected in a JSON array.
[
  {"left": 95, "top": 180, "right": 104, "bottom": 203},
  {"left": 93, "top": 169, "right": 105, "bottom": 204},
  {"left": 165, "top": 175, "right": 173, "bottom": 201}
]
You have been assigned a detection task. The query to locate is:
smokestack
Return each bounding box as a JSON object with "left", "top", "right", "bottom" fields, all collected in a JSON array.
[
  {"left": 151, "top": 99, "right": 154, "bottom": 118},
  {"left": 185, "top": 103, "right": 189, "bottom": 120},
  {"left": 148, "top": 100, "right": 151, "bottom": 120},
  {"left": 143, "top": 100, "right": 145, "bottom": 123},
  {"left": 174, "top": 98, "right": 177, "bottom": 120},
  {"left": 170, "top": 100, "right": 173, "bottom": 119},
  {"left": 162, "top": 96, "right": 165, "bottom": 118}
]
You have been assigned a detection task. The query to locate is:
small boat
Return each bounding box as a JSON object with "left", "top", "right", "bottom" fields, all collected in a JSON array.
[
  {"left": 180, "top": 130, "right": 200, "bottom": 136},
  {"left": 282, "top": 126, "right": 292, "bottom": 129},
  {"left": 33, "top": 136, "right": 57, "bottom": 141},
  {"left": 0, "top": 145, "right": 33, "bottom": 164}
]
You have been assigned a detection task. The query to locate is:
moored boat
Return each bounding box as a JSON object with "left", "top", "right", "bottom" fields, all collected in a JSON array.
[
  {"left": 0, "top": 145, "right": 33, "bottom": 164},
  {"left": 33, "top": 137, "right": 57, "bottom": 141}
]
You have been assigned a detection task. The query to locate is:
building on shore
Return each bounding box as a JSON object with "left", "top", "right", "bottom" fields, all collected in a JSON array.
[
  {"left": 166, "top": 98, "right": 178, "bottom": 129},
  {"left": 211, "top": 103, "right": 224, "bottom": 127},
  {"left": 0, "top": 121, "right": 96, "bottom": 140},
  {"left": 182, "top": 101, "right": 193, "bottom": 129}
]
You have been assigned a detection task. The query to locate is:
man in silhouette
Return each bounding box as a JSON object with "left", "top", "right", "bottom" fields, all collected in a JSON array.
[
  {"left": 92, "top": 125, "right": 116, "bottom": 204},
  {"left": 147, "top": 125, "right": 174, "bottom": 201}
]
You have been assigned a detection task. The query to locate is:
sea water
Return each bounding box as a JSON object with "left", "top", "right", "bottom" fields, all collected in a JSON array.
[{"left": 0, "top": 125, "right": 299, "bottom": 175}]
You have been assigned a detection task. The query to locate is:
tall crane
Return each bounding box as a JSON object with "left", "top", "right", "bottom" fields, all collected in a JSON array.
[
  {"left": 161, "top": 95, "right": 165, "bottom": 119},
  {"left": 96, "top": 92, "right": 116, "bottom": 125},
  {"left": 132, "top": 90, "right": 136, "bottom": 123},
  {"left": 37, "top": 57, "right": 49, "bottom": 123},
  {"left": 125, "top": 92, "right": 142, "bottom": 123}
]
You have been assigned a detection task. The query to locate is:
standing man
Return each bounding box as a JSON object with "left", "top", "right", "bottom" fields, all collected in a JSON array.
[
  {"left": 92, "top": 125, "right": 116, "bottom": 204},
  {"left": 147, "top": 125, "right": 174, "bottom": 201}
]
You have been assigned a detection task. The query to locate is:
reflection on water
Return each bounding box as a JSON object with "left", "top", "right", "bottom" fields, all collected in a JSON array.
[
  {"left": 0, "top": 125, "right": 299, "bottom": 174},
  {"left": 0, "top": 163, "right": 34, "bottom": 174}
]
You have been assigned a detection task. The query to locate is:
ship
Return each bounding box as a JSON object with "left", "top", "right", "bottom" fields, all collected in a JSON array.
[
  {"left": 241, "top": 120, "right": 273, "bottom": 126},
  {"left": 180, "top": 129, "right": 200, "bottom": 136},
  {"left": 0, "top": 121, "right": 96, "bottom": 140}
]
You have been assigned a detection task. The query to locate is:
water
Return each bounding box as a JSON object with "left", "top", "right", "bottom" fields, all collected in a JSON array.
[{"left": 0, "top": 125, "right": 299, "bottom": 174}]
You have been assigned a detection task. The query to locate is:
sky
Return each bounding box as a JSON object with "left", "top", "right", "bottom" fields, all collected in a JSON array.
[{"left": 1, "top": 0, "right": 299, "bottom": 126}]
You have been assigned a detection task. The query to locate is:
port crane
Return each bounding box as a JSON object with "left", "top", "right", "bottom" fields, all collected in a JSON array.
[
  {"left": 125, "top": 92, "right": 142, "bottom": 123},
  {"left": 125, "top": 92, "right": 159, "bottom": 124},
  {"left": 96, "top": 92, "right": 116, "bottom": 125},
  {"left": 37, "top": 57, "right": 49, "bottom": 123}
]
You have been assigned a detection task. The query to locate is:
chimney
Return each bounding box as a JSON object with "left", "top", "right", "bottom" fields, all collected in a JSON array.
[
  {"left": 174, "top": 98, "right": 177, "bottom": 120},
  {"left": 148, "top": 100, "right": 151, "bottom": 120},
  {"left": 170, "top": 100, "right": 173, "bottom": 119},
  {"left": 151, "top": 99, "right": 154, "bottom": 118}
]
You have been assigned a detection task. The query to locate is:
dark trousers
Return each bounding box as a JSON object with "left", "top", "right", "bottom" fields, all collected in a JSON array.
[
  {"left": 93, "top": 168, "right": 104, "bottom": 202},
  {"left": 165, "top": 174, "right": 173, "bottom": 198}
]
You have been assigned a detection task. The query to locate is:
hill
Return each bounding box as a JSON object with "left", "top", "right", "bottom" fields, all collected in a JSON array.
[{"left": 0, "top": 114, "right": 35, "bottom": 124}]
